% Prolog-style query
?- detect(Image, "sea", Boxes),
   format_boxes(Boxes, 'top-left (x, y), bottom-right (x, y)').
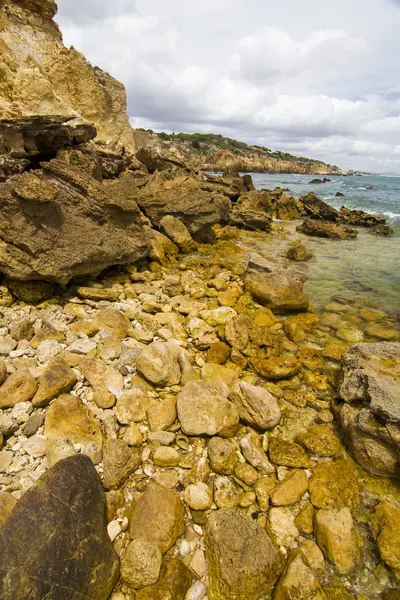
top-left (247, 173), bottom-right (400, 316)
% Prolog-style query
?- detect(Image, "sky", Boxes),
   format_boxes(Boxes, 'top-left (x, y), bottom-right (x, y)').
top-left (56, 0), bottom-right (400, 172)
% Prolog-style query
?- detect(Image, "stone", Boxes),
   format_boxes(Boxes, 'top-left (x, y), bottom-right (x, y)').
top-left (160, 215), bottom-right (196, 253)
top-left (201, 363), bottom-right (239, 393)
top-left (9, 318), bottom-right (34, 341)
top-left (44, 394), bottom-right (103, 463)
top-left (177, 380), bottom-right (239, 437)
top-left (225, 313), bottom-right (251, 351)
top-left (185, 581), bottom-right (207, 600)
top-left (315, 508), bottom-right (360, 574)
top-left (297, 424), bottom-right (342, 457)
top-left (214, 476), bottom-right (239, 509)
top-left (295, 502), bottom-right (314, 534)
top-left (147, 395), bottom-right (177, 431)
top-left (124, 424), bottom-right (143, 447)
top-left (0, 455), bottom-right (119, 600)
top-left (309, 459), bottom-right (359, 509)
top-left (136, 557), bottom-right (192, 600)
top-left (153, 446), bottom-right (180, 467)
top-left (81, 357), bottom-right (124, 409)
top-left (207, 342), bottom-right (231, 364)
top-left (32, 358), bottom-right (77, 407)
top-left (297, 219), bottom-right (358, 240)
top-left (336, 327), bottom-right (364, 343)
top-left (200, 306), bottom-right (237, 327)
top-left (46, 436), bottom-right (77, 467)
top-left (190, 548), bottom-right (207, 577)
top-left (0, 286), bottom-right (13, 307)
top-left (270, 469), bottom-right (308, 506)
top-left (129, 481), bottom-right (184, 553)
top-left (184, 483), bottom-right (213, 510)
top-left (115, 388), bottom-right (150, 424)
top-left (268, 506), bottom-right (300, 547)
top-left (365, 323), bottom-right (399, 341)
top-left (207, 437), bottom-right (238, 475)
top-left (0, 335), bottom-right (17, 355)
top-left (269, 437), bottom-right (312, 468)
top-left (370, 501), bottom-right (400, 580)
top-left (274, 552), bottom-right (326, 600)
top-left (235, 462), bottom-right (259, 486)
top-left (0, 450), bottom-right (12, 473)
top-left (7, 280), bottom-right (56, 304)
top-left (229, 380), bottom-right (281, 430)
top-left (93, 308), bottom-right (132, 339)
top-left (77, 286), bottom-right (119, 302)
top-left (245, 254), bottom-right (309, 313)
top-left (136, 341), bottom-right (181, 387)
top-left (102, 439), bottom-right (141, 489)
top-left (240, 432), bottom-right (275, 474)
top-left (254, 476), bottom-right (276, 510)
top-left (24, 434), bottom-right (47, 457)
top-left (230, 208), bottom-right (272, 232)
top-left (249, 356), bottom-right (301, 380)
top-left (205, 510), bottom-right (284, 600)
top-left (0, 492), bottom-right (17, 526)
top-left (286, 242), bottom-right (313, 262)
top-left (0, 369), bottom-right (37, 408)
top-left (121, 538), bottom-right (162, 589)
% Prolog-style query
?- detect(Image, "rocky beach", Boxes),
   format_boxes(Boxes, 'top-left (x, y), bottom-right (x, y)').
top-left (0, 2), bottom-right (399, 600)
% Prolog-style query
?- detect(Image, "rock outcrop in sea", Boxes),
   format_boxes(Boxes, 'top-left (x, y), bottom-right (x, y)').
top-left (0, 2), bottom-right (399, 600)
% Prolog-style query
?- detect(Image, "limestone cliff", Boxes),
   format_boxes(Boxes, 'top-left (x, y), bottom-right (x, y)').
top-left (0, 0), bottom-right (146, 150)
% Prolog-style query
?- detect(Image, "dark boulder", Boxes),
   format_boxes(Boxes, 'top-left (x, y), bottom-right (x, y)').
top-left (339, 206), bottom-right (385, 227)
top-left (299, 193), bottom-right (341, 221)
top-left (375, 224), bottom-right (394, 236)
top-left (297, 219), bottom-right (358, 240)
top-left (0, 454), bottom-right (119, 600)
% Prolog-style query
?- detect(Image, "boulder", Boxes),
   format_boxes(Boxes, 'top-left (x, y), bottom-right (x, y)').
top-left (129, 481), bottom-right (184, 554)
top-left (159, 215), bottom-right (196, 253)
top-left (229, 380), bottom-right (281, 429)
top-left (0, 157), bottom-right (149, 284)
top-left (245, 254), bottom-right (309, 313)
top-left (177, 380), bottom-right (239, 437)
top-left (299, 193), bottom-right (341, 221)
top-left (0, 455), bottom-right (119, 600)
top-left (205, 509), bottom-right (284, 600)
top-left (339, 342), bottom-right (400, 478)
top-left (230, 209), bottom-right (272, 231)
top-left (339, 206), bottom-right (385, 227)
top-left (296, 219), bottom-right (358, 240)
top-left (135, 172), bottom-right (231, 242)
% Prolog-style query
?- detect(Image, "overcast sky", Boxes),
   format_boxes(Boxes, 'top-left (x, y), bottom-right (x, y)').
top-left (56, 0), bottom-right (400, 172)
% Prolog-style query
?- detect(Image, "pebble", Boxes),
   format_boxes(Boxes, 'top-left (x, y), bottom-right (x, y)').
top-left (184, 483), bottom-right (213, 510)
top-left (107, 519), bottom-right (122, 542)
top-left (185, 581), bottom-right (207, 600)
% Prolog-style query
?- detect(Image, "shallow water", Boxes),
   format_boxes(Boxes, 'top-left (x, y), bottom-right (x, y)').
top-left (248, 173), bottom-right (400, 316)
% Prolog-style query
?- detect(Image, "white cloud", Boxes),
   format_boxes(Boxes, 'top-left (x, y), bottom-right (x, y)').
top-left (56, 0), bottom-right (400, 172)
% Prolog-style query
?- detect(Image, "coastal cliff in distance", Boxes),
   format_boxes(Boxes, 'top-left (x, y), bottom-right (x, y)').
top-left (143, 131), bottom-right (342, 175)
top-left (0, 0), bottom-right (148, 151)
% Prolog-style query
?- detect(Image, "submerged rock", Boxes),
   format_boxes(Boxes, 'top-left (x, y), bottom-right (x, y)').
top-left (0, 455), bottom-right (119, 600)
top-left (370, 501), bottom-right (400, 580)
top-left (297, 219), bottom-right (358, 240)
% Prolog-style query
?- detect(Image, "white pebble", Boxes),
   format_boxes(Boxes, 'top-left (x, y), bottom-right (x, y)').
top-left (185, 581), bottom-right (207, 600)
top-left (107, 520), bottom-right (121, 542)
top-left (193, 524), bottom-right (203, 536)
top-left (179, 540), bottom-right (191, 556)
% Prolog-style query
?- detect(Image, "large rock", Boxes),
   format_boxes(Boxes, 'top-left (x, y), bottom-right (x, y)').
top-left (245, 253), bottom-right (309, 313)
top-left (0, 156), bottom-right (149, 284)
top-left (230, 209), bottom-right (272, 232)
top-left (0, 455), bottom-right (119, 599)
top-left (370, 501), bottom-right (400, 580)
top-left (134, 172), bottom-right (231, 242)
top-left (177, 380), bottom-right (239, 437)
top-left (274, 552), bottom-right (326, 600)
top-left (296, 219), bottom-right (358, 240)
top-left (229, 380), bottom-right (281, 429)
top-left (136, 341), bottom-right (181, 387)
top-left (205, 509), bottom-right (284, 600)
top-left (315, 508), bottom-right (360, 574)
top-left (159, 214), bottom-right (196, 253)
top-left (129, 481), bottom-right (184, 554)
top-left (299, 193), bottom-right (341, 221)
top-left (136, 557), bottom-right (192, 600)
top-left (339, 342), bottom-right (400, 478)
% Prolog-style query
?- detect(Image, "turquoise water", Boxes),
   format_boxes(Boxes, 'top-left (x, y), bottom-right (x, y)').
top-left (248, 173), bottom-right (400, 315)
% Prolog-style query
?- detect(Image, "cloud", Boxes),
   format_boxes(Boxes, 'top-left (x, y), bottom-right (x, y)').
top-left (56, 0), bottom-right (400, 172)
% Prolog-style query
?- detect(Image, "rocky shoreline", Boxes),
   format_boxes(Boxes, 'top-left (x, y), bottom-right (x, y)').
top-left (0, 114), bottom-right (399, 600)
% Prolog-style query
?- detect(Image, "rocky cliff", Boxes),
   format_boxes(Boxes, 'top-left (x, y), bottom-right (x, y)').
top-left (144, 133), bottom-right (341, 175)
top-left (0, 0), bottom-right (146, 151)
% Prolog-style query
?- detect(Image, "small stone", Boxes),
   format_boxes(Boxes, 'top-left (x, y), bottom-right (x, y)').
top-left (135, 557), bottom-right (192, 600)
top-left (153, 446), bottom-right (180, 467)
top-left (214, 476), bottom-right (239, 509)
top-left (68, 339), bottom-right (97, 354)
top-left (225, 313), bottom-right (251, 351)
top-left (93, 308), bottom-right (132, 339)
top-left (10, 319), bottom-right (34, 342)
top-left (136, 341), bottom-right (181, 387)
top-left (190, 548), bottom-right (207, 577)
top-left (185, 580), bottom-right (207, 600)
top-left (270, 470), bottom-right (308, 506)
top-left (0, 335), bottom-right (17, 355)
top-left (81, 357), bottom-right (123, 409)
top-left (274, 552), bottom-right (325, 600)
top-left (298, 539), bottom-right (325, 572)
top-left (36, 340), bottom-right (62, 363)
top-left (250, 356), bottom-right (301, 380)
top-left (207, 437), bottom-right (238, 475)
top-left (207, 342), bottom-right (230, 364)
top-left (148, 430), bottom-right (176, 446)
top-left (106, 490), bottom-right (125, 522)
top-left (115, 389), bottom-right (150, 424)
top-left (254, 476), bottom-right (276, 510)
top-left (235, 462), bottom-right (259, 486)
top-left (0, 369), bottom-right (37, 409)
top-left (0, 451), bottom-right (13, 473)
top-left (184, 483), bottom-right (213, 510)
top-left (33, 359), bottom-right (77, 407)
top-left (199, 307), bottom-right (237, 327)
top-left (159, 215), bottom-right (196, 254)
top-left (123, 424), bottom-right (143, 447)
top-left (269, 437), bottom-right (312, 468)
top-left (295, 502), bottom-right (314, 535)
top-left (147, 395), bottom-right (177, 431)
top-left (229, 380), bottom-right (281, 430)
top-left (121, 538), bottom-right (162, 589)
top-left (107, 520), bottom-right (122, 543)
top-left (22, 411), bottom-right (45, 437)
top-left (77, 286), bottom-right (119, 302)
top-left (240, 432), bottom-right (275, 474)
top-left (268, 507), bottom-right (300, 547)
top-left (102, 439), bottom-right (141, 489)
top-left (315, 508), bottom-right (360, 574)
top-left (297, 424), bottom-right (342, 457)
top-left (309, 459), bottom-right (359, 509)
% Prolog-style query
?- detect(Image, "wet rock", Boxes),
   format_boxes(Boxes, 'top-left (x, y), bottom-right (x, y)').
top-left (268, 506), bottom-right (299, 547)
top-left (205, 509), bottom-right (284, 600)
top-left (300, 193), bottom-right (340, 221)
top-left (269, 437), bottom-right (312, 468)
top-left (375, 224), bottom-right (394, 236)
top-left (240, 431), bottom-right (275, 474)
top-left (286, 241), bottom-right (313, 261)
top-left (0, 492), bottom-right (17, 527)
top-left (297, 424), bottom-right (342, 457)
top-left (160, 215), bottom-right (196, 253)
top-left (207, 437), bottom-right (238, 474)
top-left (102, 439), bottom-right (141, 489)
top-left (270, 469), bottom-right (308, 506)
top-left (184, 483), bottom-right (213, 510)
top-left (136, 341), bottom-right (181, 387)
top-left (129, 481), bottom-right (184, 553)
top-left (365, 323), bottom-right (398, 341)
top-left (249, 356), bottom-right (301, 380)
top-left (0, 455), bottom-right (119, 600)
top-left (309, 459), bottom-right (359, 509)
top-left (245, 254), bottom-right (309, 313)
top-left (121, 538), bottom-right (162, 589)
top-left (177, 380), bottom-right (239, 437)
top-left (274, 551), bottom-right (326, 600)
top-left (229, 380), bottom-right (281, 429)
top-left (230, 209), bottom-right (272, 232)
top-left (0, 369), bottom-right (37, 408)
top-left (225, 313), bottom-right (251, 351)
top-left (295, 502), bottom-right (314, 534)
top-left (315, 508), bottom-right (360, 574)
top-left (0, 335), bottom-right (17, 355)
top-left (32, 358), bottom-right (77, 407)
top-left (370, 501), bottom-right (400, 580)
top-left (297, 219), bottom-right (358, 240)
top-left (7, 280), bottom-right (56, 303)
top-left (44, 394), bottom-right (103, 463)
top-left (214, 476), bottom-right (239, 509)
top-left (136, 557), bottom-right (192, 600)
